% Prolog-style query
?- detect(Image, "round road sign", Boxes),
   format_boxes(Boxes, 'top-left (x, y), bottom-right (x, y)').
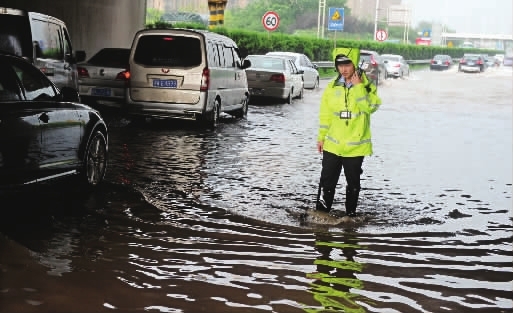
top-left (262, 11), bottom-right (280, 31)
top-left (376, 29), bottom-right (388, 41)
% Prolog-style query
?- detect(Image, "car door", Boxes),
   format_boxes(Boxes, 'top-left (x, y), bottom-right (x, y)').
top-left (299, 54), bottom-right (317, 89)
top-left (287, 59), bottom-right (303, 98)
top-left (0, 60), bottom-right (42, 187)
top-left (13, 57), bottom-right (82, 180)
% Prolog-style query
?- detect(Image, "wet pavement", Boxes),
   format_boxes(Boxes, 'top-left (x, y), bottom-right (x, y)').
top-left (1, 65), bottom-right (512, 313)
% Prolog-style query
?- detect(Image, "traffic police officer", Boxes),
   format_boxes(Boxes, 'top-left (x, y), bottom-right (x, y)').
top-left (316, 47), bottom-right (381, 217)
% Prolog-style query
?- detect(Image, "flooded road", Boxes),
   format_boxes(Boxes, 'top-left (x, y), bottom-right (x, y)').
top-left (1, 66), bottom-right (512, 313)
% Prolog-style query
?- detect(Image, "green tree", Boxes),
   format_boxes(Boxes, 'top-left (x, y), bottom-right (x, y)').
top-left (146, 7), bottom-right (163, 25)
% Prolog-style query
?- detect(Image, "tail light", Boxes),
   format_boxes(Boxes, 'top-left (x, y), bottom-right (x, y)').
top-left (460, 59), bottom-right (465, 63)
top-left (431, 60), bottom-right (435, 64)
top-left (476, 59), bottom-right (483, 65)
top-left (445, 61), bottom-right (450, 65)
top-left (270, 73), bottom-right (285, 83)
top-left (370, 55), bottom-right (377, 65)
top-left (77, 66), bottom-right (89, 78)
top-left (201, 68), bottom-right (210, 91)
top-left (116, 70), bottom-right (130, 80)
top-left (394, 64), bottom-right (400, 67)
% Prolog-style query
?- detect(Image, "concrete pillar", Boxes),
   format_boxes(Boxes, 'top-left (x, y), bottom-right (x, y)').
top-left (0, 0), bottom-right (146, 58)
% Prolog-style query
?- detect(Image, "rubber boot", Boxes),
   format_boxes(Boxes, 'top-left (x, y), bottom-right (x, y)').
top-left (316, 188), bottom-right (335, 213)
top-left (345, 186), bottom-right (360, 217)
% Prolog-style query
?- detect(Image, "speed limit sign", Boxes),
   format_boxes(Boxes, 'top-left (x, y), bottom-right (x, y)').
top-left (262, 11), bottom-right (280, 31)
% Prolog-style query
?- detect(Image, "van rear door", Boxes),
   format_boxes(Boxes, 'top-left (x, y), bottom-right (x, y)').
top-left (130, 32), bottom-right (204, 104)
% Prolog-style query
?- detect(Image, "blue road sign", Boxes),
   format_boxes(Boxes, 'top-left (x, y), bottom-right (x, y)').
top-left (328, 7), bottom-right (344, 31)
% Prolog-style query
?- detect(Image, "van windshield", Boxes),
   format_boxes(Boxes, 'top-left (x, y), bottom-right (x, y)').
top-left (0, 14), bottom-right (32, 58)
top-left (134, 35), bottom-right (202, 67)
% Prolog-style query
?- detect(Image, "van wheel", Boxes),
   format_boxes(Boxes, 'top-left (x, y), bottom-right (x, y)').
top-left (81, 130), bottom-right (107, 188)
top-left (203, 99), bottom-right (220, 128)
top-left (233, 96), bottom-right (248, 118)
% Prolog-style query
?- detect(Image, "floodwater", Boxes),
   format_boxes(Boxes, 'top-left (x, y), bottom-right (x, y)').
top-left (1, 66), bottom-right (512, 313)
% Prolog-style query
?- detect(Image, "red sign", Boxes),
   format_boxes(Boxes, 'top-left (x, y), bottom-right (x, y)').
top-left (415, 37), bottom-right (431, 46)
top-left (375, 29), bottom-right (388, 41)
top-left (262, 11), bottom-right (280, 31)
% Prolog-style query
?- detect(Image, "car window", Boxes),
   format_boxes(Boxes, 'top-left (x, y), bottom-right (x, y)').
top-left (11, 58), bottom-right (56, 100)
top-left (0, 60), bottom-right (21, 101)
top-left (133, 35), bottom-right (202, 67)
top-left (88, 48), bottom-right (130, 67)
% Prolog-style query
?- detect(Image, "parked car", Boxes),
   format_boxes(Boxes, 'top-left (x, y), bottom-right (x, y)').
top-left (265, 51), bottom-right (319, 89)
top-left (381, 54), bottom-right (410, 78)
top-left (503, 55), bottom-right (513, 66)
top-left (0, 6), bottom-right (86, 90)
top-left (245, 54), bottom-right (304, 104)
top-left (125, 28), bottom-right (251, 128)
top-left (0, 52), bottom-right (108, 191)
top-left (430, 54), bottom-right (453, 71)
top-left (458, 54), bottom-right (486, 72)
top-left (77, 48), bottom-right (131, 109)
top-left (359, 49), bottom-right (386, 85)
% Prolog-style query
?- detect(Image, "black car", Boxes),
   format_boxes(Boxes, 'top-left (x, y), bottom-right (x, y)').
top-left (458, 54), bottom-right (486, 73)
top-left (360, 50), bottom-right (386, 86)
top-left (0, 52), bottom-right (108, 190)
top-left (430, 54), bottom-right (453, 70)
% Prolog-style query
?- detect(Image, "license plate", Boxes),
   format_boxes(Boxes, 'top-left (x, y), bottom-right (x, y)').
top-left (153, 79), bottom-right (177, 88)
top-left (91, 88), bottom-right (111, 96)
top-left (467, 62), bottom-right (474, 65)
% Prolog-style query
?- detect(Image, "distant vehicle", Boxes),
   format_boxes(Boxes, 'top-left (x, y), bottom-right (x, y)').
top-left (461, 41), bottom-right (474, 49)
top-left (125, 28), bottom-right (251, 128)
top-left (245, 54), bottom-right (304, 104)
top-left (265, 51), bottom-right (319, 89)
top-left (458, 54), bottom-right (486, 72)
top-left (0, 52), bottom-right (108, 191)
top-left (381, 54), bottom-right (410, 78)
top-left (359, 49), bottom-right (386, 86)
top-left (430, 54), bottom-right (453, 71)
top-left (503, 56), bottom-right (513, 66)
top-left (77, 48), bottom-right (131, 109)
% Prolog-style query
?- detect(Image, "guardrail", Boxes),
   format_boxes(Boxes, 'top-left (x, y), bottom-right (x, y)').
top-left (313, 59), bottom-right (432, 68)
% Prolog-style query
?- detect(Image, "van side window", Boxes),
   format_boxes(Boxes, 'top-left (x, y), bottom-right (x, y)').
top-left (207, 41), bottom-right (219, 67)
top-left (62, 28), bottom-right (73, 59)
top-left (223, 45), bottom-right (235, 68)
top-left (31, 19), bottom-right (64, 60)
top-left (215, 43), bottom-right (225, 68)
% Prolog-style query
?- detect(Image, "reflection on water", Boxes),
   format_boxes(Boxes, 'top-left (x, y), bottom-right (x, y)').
top-left (0, 69), bottom-right (511, 312)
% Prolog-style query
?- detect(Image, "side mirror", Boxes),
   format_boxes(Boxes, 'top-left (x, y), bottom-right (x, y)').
top-left (240, 59), bottom-right (251, 69)
top-left (312, 64), bottom-right (318, 69)
top-left (59, 86), bottom-right (80, 102)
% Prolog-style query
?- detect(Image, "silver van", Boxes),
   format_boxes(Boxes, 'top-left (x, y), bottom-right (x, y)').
top-left (125, 28), bottom-right (251, 128)
top-left (0, 7), bottom-right (85, 90)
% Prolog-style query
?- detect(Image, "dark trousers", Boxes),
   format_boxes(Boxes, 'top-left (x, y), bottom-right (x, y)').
top-left (320, 151), bottom-right (363, 191)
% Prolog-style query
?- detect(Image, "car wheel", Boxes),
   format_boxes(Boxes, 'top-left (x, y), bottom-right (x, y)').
top-left (233, 96), bottom-right (248, 119)
top-left (82, 130), bottom-right (107, 188)
top-left (313, 77), bottom-right (319, 89)
top-left (201, 99), bottom-right (220, 129)
top-left (286, 91), bottom-right (292, 104)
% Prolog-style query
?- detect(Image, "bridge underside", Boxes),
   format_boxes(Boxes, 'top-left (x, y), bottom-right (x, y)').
top-left (0, 0), bottom-right (146, 58)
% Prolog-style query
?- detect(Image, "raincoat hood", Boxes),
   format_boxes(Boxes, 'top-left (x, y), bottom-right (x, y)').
top-left (332, 47), bottom-right (360, 68)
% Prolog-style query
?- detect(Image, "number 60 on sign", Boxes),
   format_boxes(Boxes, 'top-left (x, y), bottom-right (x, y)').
top-left (262, 11), bottom-right (280, 31)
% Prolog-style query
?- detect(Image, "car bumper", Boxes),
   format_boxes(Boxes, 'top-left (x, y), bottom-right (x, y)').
top-left (249, 87), bottom-right (288, 100)
top-left (460, 65), bottom-right (481, 72)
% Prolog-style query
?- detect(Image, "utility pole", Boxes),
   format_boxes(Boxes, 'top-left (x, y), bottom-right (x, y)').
top-left (373, 0), bottom-right (380, 41)
top-left (317, 0), bottom-right (326, 39)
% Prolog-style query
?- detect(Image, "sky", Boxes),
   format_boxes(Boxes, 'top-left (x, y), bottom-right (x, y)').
top-left (402, 0), bottom-right (513, 34)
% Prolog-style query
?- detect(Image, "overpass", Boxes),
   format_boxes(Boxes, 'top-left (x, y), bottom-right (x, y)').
top-left (1, 0), bottom-right (147, 59)
top-left (441, 32), bottom-right (513, 53)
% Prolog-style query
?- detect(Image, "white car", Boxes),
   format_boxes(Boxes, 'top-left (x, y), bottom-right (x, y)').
top-left (245, 54), bottom-right (304, 104)
top-left (265, 51), bottom-right (319, 89)
top-left (381, 54), bottom-right (410, 78)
